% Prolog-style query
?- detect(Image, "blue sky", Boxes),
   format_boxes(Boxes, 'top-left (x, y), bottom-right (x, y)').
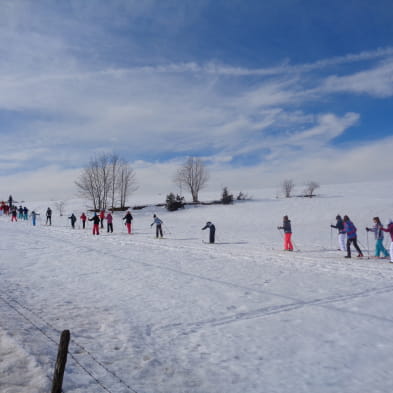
top-left (1, 0), bottom-right (393, 200)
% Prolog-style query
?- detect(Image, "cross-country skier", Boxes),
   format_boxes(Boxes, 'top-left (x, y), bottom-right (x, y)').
top-left (99, 210), bottom-right (105, 229)
top-left (89, 213), bottom-right (100, 235)
top-left (122, 211), bottom-right (133, 234)
top-left (382, 220), bottom-right (393, 263)
top-left (106, 212), bottom-right (113, 233)
top-left (151, 214), bottom-right (163, 238)
top-left (202, 221), bottom-right (216, 243)
top-left (46, 207), bottom-right (52, 226)
top-left (80, 212), bottom-right (87, 229)
top-left (31, 210), bottom-right (39, 226)
top-left (68, 213), bottom-right (77, 229)
top-left (23, 206), bottom-right (29, 220)
top-left (343, 215), bottom-right (363, 258)
top-left (331, 214), bottom-right (346, 251)
top-left (278, 216), bottom-right (293, 251)
top-left (11, 207), bottom-right (17, 222)
top-left (366, 217), bottom-right (389, 258)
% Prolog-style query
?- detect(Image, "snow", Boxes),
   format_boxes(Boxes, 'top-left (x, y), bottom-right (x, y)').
top-left (1, 181), bottom-right (393, 393)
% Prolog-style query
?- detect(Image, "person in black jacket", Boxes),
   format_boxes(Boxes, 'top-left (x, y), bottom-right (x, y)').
top-left (202, 221), bottom-right (216, 243)
top-left (68, 213), bottom-right (77, 229)
top-left (123, 211), bottom-right (133, 234)
top-left (331, 214), bottom-right (346, 251)
top-left (89, 213), bottom-right (100, 235)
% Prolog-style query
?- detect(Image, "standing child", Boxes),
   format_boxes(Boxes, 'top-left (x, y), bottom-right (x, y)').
top-left (343, 215), bottom-right (363, 258)
top-left (122, 211), bottom-right (133, 234)
top-left (382, 220), bottom-right (393, 263)
top-left (278, 215), bottom-right (293, 251)
top-left (46, 207), bottom-right (52, 226)
top-left (151, 214), bottom-right (163, 238)
top-left (202, 221), bottom-right (216, 244)
top-left (331, 215), bottom-right (346, 251)
top-left (68, 213), bottom-right (77, 229)
top-left (366, 217), bottom-right (389, 258)
top-left (31, 210), bottom-right (39, 226)
top-left (99, 210), bottom-right (105, 229)
top-left (80, 212), bottom-right (87, 229)
top-left (89, 213), bottom-right (100, 235)
top-left (106, 212), bottom-right (114, 233)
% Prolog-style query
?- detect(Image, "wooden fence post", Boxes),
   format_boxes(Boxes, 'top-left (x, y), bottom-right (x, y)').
top-left (51, 330), bottom-right (70, 393)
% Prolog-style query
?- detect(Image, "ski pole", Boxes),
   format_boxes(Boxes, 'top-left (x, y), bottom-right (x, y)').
top-left (330, 226), bottom-right (333, 250)
top-left (366, 229), bottom-right (371, 259)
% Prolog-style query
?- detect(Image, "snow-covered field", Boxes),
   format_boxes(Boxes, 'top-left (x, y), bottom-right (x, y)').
top-left (1, 181), bottom-right (393, 393)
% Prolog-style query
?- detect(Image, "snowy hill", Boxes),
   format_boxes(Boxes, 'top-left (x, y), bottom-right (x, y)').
top-left (1, 181), bottom-right (393, 393)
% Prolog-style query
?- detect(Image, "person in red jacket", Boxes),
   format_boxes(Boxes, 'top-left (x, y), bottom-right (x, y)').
top-left (89, 213), bottom-right (100, 235)
top-left (99, 210), bottom-right (105, 229)
top-left (80, 213), bottom-right (87, 229)
top-left (382, 220), bottom-right (393, 263)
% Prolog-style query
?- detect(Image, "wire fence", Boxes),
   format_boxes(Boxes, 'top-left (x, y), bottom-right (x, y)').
top-left (0, 290), bottom-right (141, 393)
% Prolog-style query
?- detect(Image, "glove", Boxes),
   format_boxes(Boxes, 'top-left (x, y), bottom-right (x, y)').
top-left (330, 225), bottom-right (334, 228)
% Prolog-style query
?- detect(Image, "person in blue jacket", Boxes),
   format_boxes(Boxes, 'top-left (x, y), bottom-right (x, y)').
top-left (343, 215), bottom-right (363, 258)
top-left (202, 221), bottom-right (216, 243)
top-left (151, 214), bottom-right (163, 238)
top-left (31, 210), bottom-right (39, 226)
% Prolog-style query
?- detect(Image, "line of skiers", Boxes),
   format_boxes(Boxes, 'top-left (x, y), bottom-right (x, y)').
top-left (2, 200), bottom-right (392, 261)
top-left (330, 214), bottom-right (393, 262)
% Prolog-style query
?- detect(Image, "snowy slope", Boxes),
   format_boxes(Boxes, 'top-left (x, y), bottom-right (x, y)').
top-left (1, 181), bottom-right (393, 393)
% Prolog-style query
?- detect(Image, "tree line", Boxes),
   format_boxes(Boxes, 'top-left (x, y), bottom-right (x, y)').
top-left (76, 153), bottom-right (320, 211)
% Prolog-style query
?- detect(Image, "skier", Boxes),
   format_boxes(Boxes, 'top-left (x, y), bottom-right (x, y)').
top-left (46, 207), bottom-right (52, 226)
top-left (106, 212), bottom-right (114, 233)
top-left (122, 211), bottom-right (133, 234)
top-left (151, 214), bottom-right (163, 238)
top-left (202, 221), bottom-right (216, 244)
top-left (68, 213), bottom-right (77, 229)
top-left (11, 207), bottom-right (17, 222)
top-left (99, 210), bottom-right (105, 229)
top-left (278, 215), bottom-right (293, 251)
top-left (89, 213), bottom-right (100, 235)
top-left (18, 206), bottom-right (23, 220)
top-left (80, 212), bottom-right (87, 229)
top-left (330, 214), bottom-right (346, 251)
top-left (382, 219), bottom-right (393, 263)
top-left (343, 215), bottom-right (363, 258)
top-left (31, 210), bottom-right (39, 226)
top-left (23, 206), bottom-right (29, 220)
top-left (366, 217), bottom-right (389, 258)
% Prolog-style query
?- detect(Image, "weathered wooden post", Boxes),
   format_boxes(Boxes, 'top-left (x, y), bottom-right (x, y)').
top-left (51, 330), bottom-right (70, 393)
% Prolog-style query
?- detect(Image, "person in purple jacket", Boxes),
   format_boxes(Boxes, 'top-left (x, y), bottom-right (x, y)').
top-left (343, 215), bottom-right (363, 258)
top-left (106, 212), bottom-right (113, 233)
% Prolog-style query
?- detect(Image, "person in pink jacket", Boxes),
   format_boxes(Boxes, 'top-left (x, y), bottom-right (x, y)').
top-left (106, 212), bottom-right (113, 233)
top-left (382, 220), bottom-right (393, 263)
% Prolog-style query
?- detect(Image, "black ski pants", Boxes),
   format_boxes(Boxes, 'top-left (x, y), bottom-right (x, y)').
top-left (346, 237), bottom-right (362, 257)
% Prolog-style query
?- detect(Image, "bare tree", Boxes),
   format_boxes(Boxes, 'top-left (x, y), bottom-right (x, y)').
top-left (175, 157), bottom-right (209, 203)
top-left (304, 181), bottom-right (320, 197)
top-left (282, 179), bottom-right (295, 198)
top-left (54, 201), bottom-right (66, 216)
top-left (117, 161), bottom-right (138, 209)
top-left (76, 153), bottom-right (137, 210)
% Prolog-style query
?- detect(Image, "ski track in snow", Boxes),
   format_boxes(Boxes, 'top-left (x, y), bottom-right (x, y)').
top-left (2, 183), bottom-right (393, 393)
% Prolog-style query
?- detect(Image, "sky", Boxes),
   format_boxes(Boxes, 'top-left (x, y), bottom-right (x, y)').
top-left (1, 0), bottom-right (393, 201)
